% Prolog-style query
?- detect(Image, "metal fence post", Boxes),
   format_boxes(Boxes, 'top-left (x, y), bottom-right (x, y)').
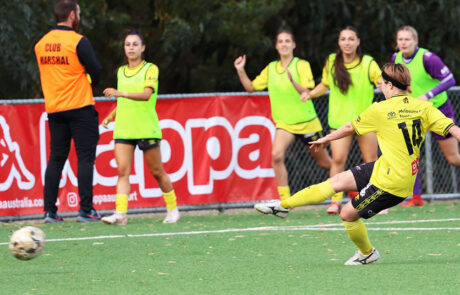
top-left (450, 166), bottom-right (458, 193)
top-left (424, 132), bottom-right (434, 201)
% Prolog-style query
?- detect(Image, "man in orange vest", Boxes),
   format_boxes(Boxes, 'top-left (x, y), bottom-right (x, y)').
top-left (35, 0), bottom-right (102, 223)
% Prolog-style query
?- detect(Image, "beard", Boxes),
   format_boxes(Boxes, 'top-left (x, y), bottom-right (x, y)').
top-left (72, 17), bottom-right (79, 30)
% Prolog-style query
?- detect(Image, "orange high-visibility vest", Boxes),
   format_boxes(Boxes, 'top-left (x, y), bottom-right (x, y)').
top-left (35, 29), bottom-right (94, 113)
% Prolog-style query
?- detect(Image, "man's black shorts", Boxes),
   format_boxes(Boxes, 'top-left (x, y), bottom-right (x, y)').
top-left (350, 162), bottom-right (405, 219)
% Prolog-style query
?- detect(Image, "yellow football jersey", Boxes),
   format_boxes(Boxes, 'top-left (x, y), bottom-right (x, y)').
top-left (252, 59), bottom-right (315, 91)
top-left (352, 95), bottom-right (454, 197)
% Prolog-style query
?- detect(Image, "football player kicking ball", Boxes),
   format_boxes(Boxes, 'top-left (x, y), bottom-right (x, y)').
top-left (255, 63), bottom-right (460, 265)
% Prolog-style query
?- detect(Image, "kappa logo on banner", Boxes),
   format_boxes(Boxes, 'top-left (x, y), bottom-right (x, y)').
top-left (0, 116), bottom-right (35, 191)
top-left (39, 114), bottom-right (275, 197)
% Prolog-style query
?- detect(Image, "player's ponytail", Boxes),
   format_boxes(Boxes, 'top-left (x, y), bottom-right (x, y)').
top-left (332, 26), bottom-right (363, 94)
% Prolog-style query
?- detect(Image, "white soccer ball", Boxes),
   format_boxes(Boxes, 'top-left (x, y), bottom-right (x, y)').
top-left (9, 226), bottom-right (46, 260)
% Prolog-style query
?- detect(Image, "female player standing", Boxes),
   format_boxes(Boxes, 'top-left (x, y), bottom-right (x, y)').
top-left (234, 30), bottom-right (331, 203)
top-left (301, 26), bottom-right (381, 214)
top-left (392, 26), bottom-right (458, 207)
top-left (101, 31), bottom-right (180, 224)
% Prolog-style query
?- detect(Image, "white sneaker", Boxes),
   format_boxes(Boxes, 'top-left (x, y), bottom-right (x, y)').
top-left (344, 248), bottom-right (380, 265)
top-left (101, 212), bottom-right (127, 225)
top-left (163, 208), bottom-right (180, 223)
top-left (254, 201), bottom-right (289, 218)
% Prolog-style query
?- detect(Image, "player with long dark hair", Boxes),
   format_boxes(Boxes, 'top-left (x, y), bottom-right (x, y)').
top-left (301, 26), bottom-right (381, 214)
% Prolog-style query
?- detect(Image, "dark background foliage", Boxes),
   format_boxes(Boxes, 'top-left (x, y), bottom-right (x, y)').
top-left (0, 0), bottom-right (458, 99)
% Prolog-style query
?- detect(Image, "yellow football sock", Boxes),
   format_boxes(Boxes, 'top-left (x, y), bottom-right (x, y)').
top-left (342, 219), bottom-right (373, 254)
top-left (115, 193), bottom-right (129, 213)
top-left (163, 189), bottom-right (177, 210)
top-left (281, 180), bottom-right (336, 209)
top-left (331, 192), bottom-right (343, 203)
top-left (278, 186), bottom-right (291, 201)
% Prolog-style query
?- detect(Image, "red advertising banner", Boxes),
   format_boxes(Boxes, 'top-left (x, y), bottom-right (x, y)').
top-left (0, 95), bottom-right (278, 217)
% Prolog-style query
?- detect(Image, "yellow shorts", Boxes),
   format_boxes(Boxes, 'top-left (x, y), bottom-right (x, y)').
top-left (276, 117), bottom-right (323, 134)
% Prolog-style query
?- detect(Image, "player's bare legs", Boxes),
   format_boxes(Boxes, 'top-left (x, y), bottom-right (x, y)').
top-left (308, 144), bottom-right (331, 170)
top-left (102, 143), bottom-right (135, 225)
top-left (143, 146), bottom-right (173, 192)
top-left (327, 131), bottom-right (353, 214)
top-left (115, 143), bottom-right (135, 195)
top-left (271, 129), bottom-right (296, 187)
top-left (144, 146), bottom-right (179, 223)
top-left (271, 129), bottom-right (296, 200)
top-left (357, 132), bottom-right (378, 163)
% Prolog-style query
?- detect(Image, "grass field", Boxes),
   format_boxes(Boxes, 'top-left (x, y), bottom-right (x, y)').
top-left (1, 201), bottom-right (459, 295)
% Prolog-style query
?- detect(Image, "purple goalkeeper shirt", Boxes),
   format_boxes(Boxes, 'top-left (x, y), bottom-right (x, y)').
top-left (390, 47), bottom-right (456, 99)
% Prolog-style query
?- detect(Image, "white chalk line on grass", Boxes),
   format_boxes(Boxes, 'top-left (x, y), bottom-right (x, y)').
top-left (1, 218), bottom-right (459, 245)
top-left (305, 217), bottom-right (460, 227)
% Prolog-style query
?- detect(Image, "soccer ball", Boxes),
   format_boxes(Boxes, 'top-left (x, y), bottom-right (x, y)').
top-left (9, 226), bottom-right (46, 260)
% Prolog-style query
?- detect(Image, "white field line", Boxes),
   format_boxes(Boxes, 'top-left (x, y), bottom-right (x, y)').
top-left (1, 218), bottom-right (459, 246)
top-left (304, 217), bottom-right (460, 227)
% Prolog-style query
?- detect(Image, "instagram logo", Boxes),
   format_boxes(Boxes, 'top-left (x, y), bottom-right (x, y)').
top-left (67, 192), bottom-right (78, 208)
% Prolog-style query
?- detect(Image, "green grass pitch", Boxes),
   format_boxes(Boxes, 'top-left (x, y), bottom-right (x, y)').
top-left (1, 201), bottom-right (459, 295)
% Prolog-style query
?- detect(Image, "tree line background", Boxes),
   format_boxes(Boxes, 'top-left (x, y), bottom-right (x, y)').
top-left (0, 0), bottom-right (458, 100)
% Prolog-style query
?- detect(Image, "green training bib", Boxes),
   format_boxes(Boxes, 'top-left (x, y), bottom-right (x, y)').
top-left (327, 54), bottom-right (374, 129)
top-left (267, 57), bottom-right (317, 124)
top-left (114, 62), bottom-right (161, 139)
top-left (395, 48), bottom-right (447, 108)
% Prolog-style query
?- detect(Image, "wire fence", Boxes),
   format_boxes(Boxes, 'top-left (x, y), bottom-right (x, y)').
top-left (1, 87), bottom-right (459, 219)
top-left (285, 87), bottom-right (460, 201)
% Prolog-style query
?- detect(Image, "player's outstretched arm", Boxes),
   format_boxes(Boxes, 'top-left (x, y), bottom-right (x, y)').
top-left (309, 122), bottom-right (355, 152)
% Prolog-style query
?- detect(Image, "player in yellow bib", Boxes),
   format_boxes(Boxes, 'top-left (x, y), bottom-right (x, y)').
top-left (234, 30), bottom-right (331, 203)
top-left (101, 31), bottom-right (179, 224)
top-left (301, 26), bottom-right (381, 214)
top-left (255, 63), bottom-right (460, 265)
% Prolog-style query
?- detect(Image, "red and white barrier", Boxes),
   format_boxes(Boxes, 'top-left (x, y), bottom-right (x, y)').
top-left (0, 94), bottom-right (278, 216)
